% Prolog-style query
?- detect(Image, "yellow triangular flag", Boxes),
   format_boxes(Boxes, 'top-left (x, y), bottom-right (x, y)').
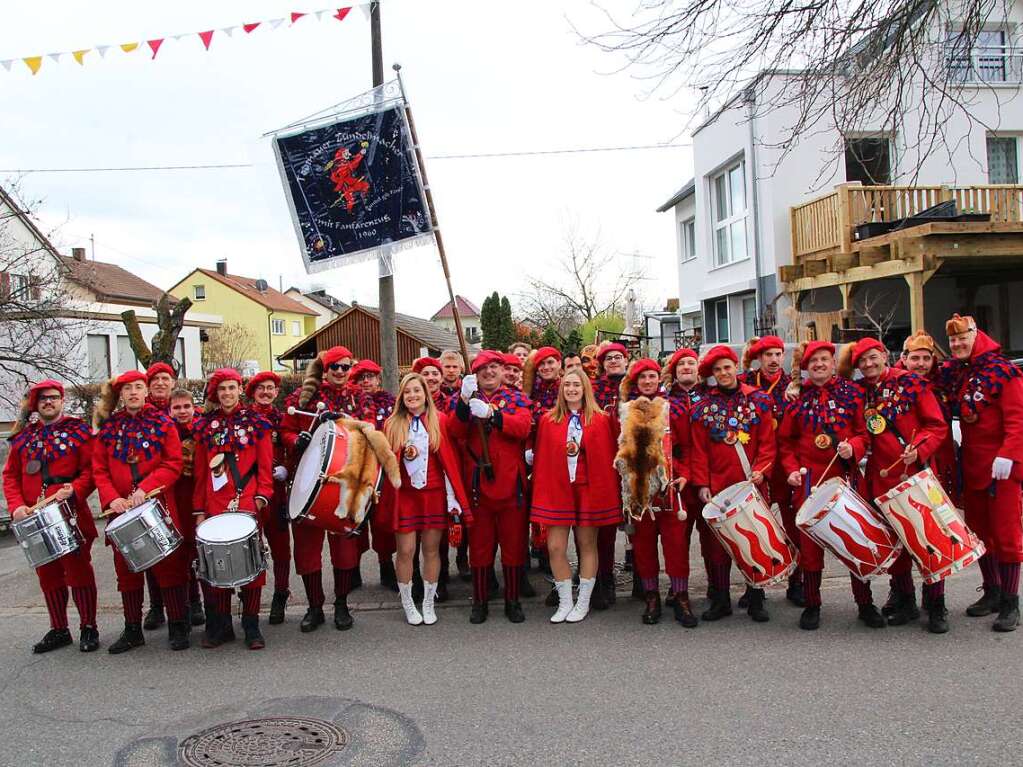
top-left (72, 49), bottom-right (90, 65)
top-left (120, 42), bottom-right (139, 53)
top-left (23, 56), bottom-right (42, 75)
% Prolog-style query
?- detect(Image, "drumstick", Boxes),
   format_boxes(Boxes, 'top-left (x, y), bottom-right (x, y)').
top-left (812, 452), bottom-right (841, 493)
top-left (26, 491), bottom-right (63, 515)
top-left (287, 402), bottom-right (326, 420)
top-left (100, 486), bottom-right (165, 517)
top-left (879, 435), bottom-right (930, 478)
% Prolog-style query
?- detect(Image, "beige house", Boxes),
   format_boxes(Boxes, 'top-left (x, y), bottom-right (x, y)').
top-left (431, 295), bottom-right (481, 345)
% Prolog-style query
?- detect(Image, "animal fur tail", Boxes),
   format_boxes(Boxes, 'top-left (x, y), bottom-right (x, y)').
top-left (742, 336), bottom-right (761, 371)
top-left (92, 379), bottom-right (118, 431)
top-left (785, 341), bottom-right (808, 400)
top-left (522, 349), bottom-right (539, 397)
top-left (298, 356), bottom-right (324, 409)
top-left (8, 393), bottom-right (32, 438)
top-left (837, 342), bottom-right (856, 379)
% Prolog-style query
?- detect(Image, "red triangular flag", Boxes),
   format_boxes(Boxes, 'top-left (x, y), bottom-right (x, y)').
top-left (290, 12), bottom-right (306, 23)
top-left (334, 7), bottom-right (351, 21)
top-left (147, 38), bottom-right (164, 59)
top-left (243, 22), bottom-right (261, 33)
top-left (198, 30), bottom-right (214, 50)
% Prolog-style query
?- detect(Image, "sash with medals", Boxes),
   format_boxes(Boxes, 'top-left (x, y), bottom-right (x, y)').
top-left (566, 412), bottom-right (583, 482)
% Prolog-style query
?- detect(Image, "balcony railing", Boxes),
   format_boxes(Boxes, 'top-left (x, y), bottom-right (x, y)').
top-left (946, 46), bottom-right (1023, 84)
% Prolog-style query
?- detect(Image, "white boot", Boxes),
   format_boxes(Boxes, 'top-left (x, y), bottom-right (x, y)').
top-left (398, 582), bottom-right (423, 626)
top-left (567, 577), bottom-right (595, 623)
top-left (422, 581), bottom-right (438, 626)
top-left (550, 579), bottom-right (574, 623)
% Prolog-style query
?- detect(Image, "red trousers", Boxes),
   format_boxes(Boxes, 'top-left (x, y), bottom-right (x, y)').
top-left (631, 502), bottom-right (693, 582)
top-left (110, 543), bottom-right (189, 592)
top-left (964, 479), bottom-right (1023, 563)
top-left (469, 496), bottom-right (527, 568)
top-left (260, 505), bottom-right (292, 587)
top-left (292, 521), bottom-right (360, 575)
top-left (37, 539), bottom-right (97, 590)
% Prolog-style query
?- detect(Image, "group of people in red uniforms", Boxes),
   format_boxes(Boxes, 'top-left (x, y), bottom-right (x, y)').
top-left (5, 311), bottom-right (1022, 655)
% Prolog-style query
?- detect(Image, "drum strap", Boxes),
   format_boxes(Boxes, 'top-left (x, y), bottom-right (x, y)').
top-left (224, 454), bottom-right (257, 493)
top-left (128, 461), bottom-right (142, 490)
top-left (732, 441), bottom-right (752, 480)
top-left (39, 462), bottom-right (73, 487)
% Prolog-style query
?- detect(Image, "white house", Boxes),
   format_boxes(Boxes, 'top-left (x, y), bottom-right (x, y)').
top-left (431, 295), bottom-right (482, 345)
top-left (284, 287), bottom-right (349, 332)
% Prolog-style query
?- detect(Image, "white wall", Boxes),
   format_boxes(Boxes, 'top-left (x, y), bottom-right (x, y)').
top-left (285, 290), bottom-right (336, 330)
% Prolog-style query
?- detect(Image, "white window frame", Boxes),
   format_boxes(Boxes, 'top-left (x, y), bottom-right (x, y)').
top-left (741, 295), bottom-right (757, 342)
top-left (986, 134), bottom-right (1022, 184)
top-left (948, 27), bottom-right (1015, 84)
top-left (193, 284), bottom-right (206, 301)
top-left (711, 161), bottom-right (748, 268)
top-left (271, 318), bottom-right (286, 335)
top-left (680, 217), bottom-right (697, 263)
top-left (709, 298), bottom-right (730, 344)
top-left (292, 320), bottom-right (302, 336)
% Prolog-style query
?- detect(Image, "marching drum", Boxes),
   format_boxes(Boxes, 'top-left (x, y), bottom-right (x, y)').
top-left (796, 478), bottom-right (902, 581)
top-left (874, 467), bottom-right (985, 584)
top-left (289, 419), bottom-right (382, 535)
top-left (195, 512), bottom-right (266, 588)
top-left (702, 481), bottom-right (797, 588)
top-left (11, 499), bottom-right (83, 568)
top-left (105, 498), bottom-right (182, 573)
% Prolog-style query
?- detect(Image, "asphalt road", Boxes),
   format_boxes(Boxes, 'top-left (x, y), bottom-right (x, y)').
top-left (0, 533), bottom-right (1017, 767)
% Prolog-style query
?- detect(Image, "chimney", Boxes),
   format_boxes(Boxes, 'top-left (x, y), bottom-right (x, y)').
top-left (71, 247), bottom-right (86, 262)
top-left (216, 259), bottom-right (228, 276)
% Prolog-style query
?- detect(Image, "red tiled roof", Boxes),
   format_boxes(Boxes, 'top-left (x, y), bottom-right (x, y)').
top-left (431, 295), bottom-right (480, 320)
top-left (194, 268), bottom-right (316, 315)
top-left (60, 256), bottom-right (166, 305)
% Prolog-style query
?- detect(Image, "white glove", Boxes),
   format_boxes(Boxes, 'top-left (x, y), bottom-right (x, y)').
top-left (469, 398), bottom-right (492, 419)
top-left (993, 456), bottom-right (1014, 481)
top-left (524, 449), bottom-right (534, 466)
top-left (444, 477), bottom-right (462, 518)
top-left (460, 374), bottom-right (478, 402)
top-left (273, 465), bottom-right (288, 482)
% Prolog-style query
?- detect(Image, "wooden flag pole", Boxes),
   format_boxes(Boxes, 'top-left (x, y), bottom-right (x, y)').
top-left (394, 64), bottom-right (493, 479)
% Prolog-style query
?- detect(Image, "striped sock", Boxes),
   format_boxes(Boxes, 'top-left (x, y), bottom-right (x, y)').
top-left (802, 571), bottom-right (822, 607)
top-left (43, 587), bottom-right (69, 630)
top-left (302, 572), bottom-right (325, 609)
top-left (274, 558), bottom-right (291, 592)
top-left (712, 562), bottom-right (731, 592)
top-left (162, 584), bottom-right (188, 622)
top-left (240, 587), bottom-right (262, 616)
top-left (850, 577), bottom-right (873, 606)
top-left (471, 567), bottom-right (489, 603)
top-left (979, 554), bottom-right (1001, 589)
top-left (669, 576), bottom-right (687, 594)
top-left (641, 577), bottom-right (658, 592)
top-left (211, 587), bottom-right (233, 615)
top-left (188, 571), bottom-right (201, 604)
top-left (503, 565), bottom-right (521, 602)
top-left (121, 588), bottom-right (144, 624)
top-left (333, 567), bottom-right (353, 599)
top-left (145, 569), bottom-right (163, 609)
top-left (999, 562), bottom-right (1020, 595)
top-left (70, 585), bottom-right (98, 628)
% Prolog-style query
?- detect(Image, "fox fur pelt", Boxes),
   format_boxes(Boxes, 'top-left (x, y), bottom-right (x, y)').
top-left (613, 396), bottom-right (670, 522)
top-left (325, 416), bottom-right (402, 525)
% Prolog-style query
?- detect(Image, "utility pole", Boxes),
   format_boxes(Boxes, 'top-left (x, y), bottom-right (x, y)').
top-left (371, 0), bottom-right (399, 392)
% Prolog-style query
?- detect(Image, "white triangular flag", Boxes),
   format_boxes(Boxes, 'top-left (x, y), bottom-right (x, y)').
top-left (48, 52), bottom-right (62, 63)
top-left (172, 34), bottom-right (187, 40)
top-left (359, 4), bottom-right (372, 20)
top-left (1, 60), bottom-right (12, 72)
top-left (222, 25), bottom-right (236, 37)
top-left (96, 45), bottom-right (110, 58)
top-left (269, 18), bottom-right (285, 29)
top-left (316, 10), bottom-right (328, 20)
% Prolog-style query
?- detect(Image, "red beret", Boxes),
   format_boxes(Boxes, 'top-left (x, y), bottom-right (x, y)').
top-left (245, 371), bottom-right (281, 399)
top-left (205, 368), bottom-right (243, 402)
top-left (801, 341), bottom-right (836, 369)
top-left (699, 345), bottom-right (738, 379)
top-left (412, 357), bottom-right (442, 374)
top-left (113, 370), bottom-right (147, 393)
top-left (351, 359), bottom-right (382, 380)
top-left (320, 346), bottom-right (354, 367)
top-left (471, 350), bottom-right (504, 373)
top-left (27, 379), bottom-right (64, 410)
top-left (596, 342), bottom-right (627, 362)
top-left (627, 358), bottom-right (661, 384)
top-left (851, 337), bottom-right (886, 367)
top-left (667, 347), bottom-right (698, 371)
top-left (145, 362), bottom-right (176, 382)
top-left (533, 346), bottom-right (562, 366)
top-left (502, 353), bottom-right (523, 368)
top-left (751, 335), bottom-right (785, 357)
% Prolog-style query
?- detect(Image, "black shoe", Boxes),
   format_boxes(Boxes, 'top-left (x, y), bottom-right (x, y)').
top-left (673, 594), bottom-right (699, 628)
top-left (993, 594), bottom-right (1020, 632)
top-left (108, 623), bottom-right (145, 654)
top-left (456, 554), bottom-right (471, 582)
top-left (747, 588), bottom-right (770, 623)
top-left (142, 604), bottom-right (165, 631)
top-left (966, 585), bottom-right (1002, 617)
top-left (545, 586), bottom-right (560, 607)
top-left (350, 568), bottom-right (363, 591)
top-left (881, 588), bottom-right (899, 617)
top-left (333, 597), bottom-right (354, 631)
top-left (79, 625), bottom-right (100, 652)
top-left (920, 585), bottom-right (931, 612)
top-left (269, 591), bottom-right (289, 625)
top-left (435, 578), bottom-right (449, 604)
top-left (379, 560), bottom-right (399, 592)
top-left (799, 606), bottom-right (821, 630)
top-left (469, 600), bottom-right (489, 624)
top-left (200, 613), bottom-right (227, 649)
top-left (488, 568), bottom-right (500, 600)
top-left (189, 600), bottom-right (206, 627)
top-left (886, 592), bottom-right (920, 626)
top-left (519, 570), bottom-right (536, 599)
top-left (642, 591), bottom-right (662, 625)
top-left (504, 600), bottom-right (525, 623)
top-left (168, 620), bottom-right (191, 651)
top-left (221, 615), bottom-right (236, 643)
top-left (590, 575), bottom-right (609, 611)
top-left (927, 596), bottom-right (949, 634)
top-left (665, 589), bottom-right (677, 607)
top-left (242, 615), bottom-right (266, 649)
top-left (299, 606), bottom-right (325, 633)
top-left (701, 592), bottom-right (732, 622)
top-left (737, 585), bottom-right (754, 610)
top-left (858, 604), bottom-right (886, 629)
top-left (786, 579), bottom-right (806, 608)
top-left (33, 628), bottom-right (72, 654)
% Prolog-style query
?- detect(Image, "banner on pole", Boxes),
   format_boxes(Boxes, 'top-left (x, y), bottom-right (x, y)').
top-left (272, 85), bottom-right (433, 274)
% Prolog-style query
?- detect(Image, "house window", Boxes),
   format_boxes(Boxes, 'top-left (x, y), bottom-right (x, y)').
top-left (845, 137), bottom-right (891, 185)
top-left (9, 273), bottom-right (29, 299)
top-left (116, 336), bottom-right (138, 374)
top-left (742, 296), bottom-right (757, 342)
top-left (292, 320), bottom-right (302, 336)
top-left (271, 318), bottom-right (286, 335)
top-left (949, 28), bottom-right (1013, 83)
top-left (706, 298), bottom-right (729, 343)
top-left (712, 162), bottom-right (747, 267)
top-left (987, 136), bottom-right (1020, 183)
top-left (193, 284), bottom-right (206, 300)
top-left (680, 218), bottom-right (696, 262)
top-left (87, 334), bottom-right (110, 381)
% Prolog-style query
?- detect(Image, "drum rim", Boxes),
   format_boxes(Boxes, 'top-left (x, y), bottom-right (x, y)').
top-left (795, 477), bottom-right (850, 526)
top-left (874, 466), bottom-right (936, 504)
top-left (289, 420), bottom-right (338, 522)
top-left (196, 511), bottom-right (259, 544)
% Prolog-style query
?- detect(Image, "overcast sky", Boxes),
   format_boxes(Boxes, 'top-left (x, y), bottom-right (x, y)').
top-left (1, 0), bottom-right (694, 320)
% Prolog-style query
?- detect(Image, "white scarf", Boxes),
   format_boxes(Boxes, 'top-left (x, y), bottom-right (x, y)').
top-left (403, 416), bottom-right (430, 489)
top-left (567, 410), bottom-right (583, 483)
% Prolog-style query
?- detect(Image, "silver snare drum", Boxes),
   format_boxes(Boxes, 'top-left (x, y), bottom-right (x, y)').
top-left (105, 499), bottom-right (182, 572)
top-left (195, 512), bottom-right (266, 588)
top-left (12, 500), bottom-right (83, 568)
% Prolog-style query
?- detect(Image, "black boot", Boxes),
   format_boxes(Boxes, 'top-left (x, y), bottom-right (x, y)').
top-left (604, 573), bottom-right (617, 606)
top-left (966, 585), bottom-right (1002, 617)
top-left (786, 576), bottom-right (805, 607)
top-left (269, 591), bottom-right (289, 625)
top-left (631, 575), bottom-right (644, 601)
top-left (993, 594), bottom-right (1020, 632)
top-left (201, 613), bottom-right (224, 649)
top-left (168, 620), bottom-right (191, 651)
top-left (665, 589), bottom-right (677, 607)
top-left (350, 568), bottom-right (363, 591)
top-left (32, 628), bottom-right (72, 654)
top-left (641, 590), bottom-right (662, 625)
top-left (142, 603), bottom-right (165, 631)
top-left (673, 593), bottom-right (698, 628)
top-left (379, 559), bottom-right (399, 592)
top-left (469, 600), bottom-right (488, 624)
top-left (79, 625), bottom-right (100, 652)
top-left (881, 587), bottom-right (899, 617)
top-left (886, 591), bottom-right (920, 626)
top-left (242, 615), bottom-right (266, 649)
top-left (299, 606), bottom-right (325, 633)
top-left (701, 591), bottom-right (732, 621)
top-left (504, 600), bottom-right (525, 623)
top-left (435, 576), bottom-right (449, 604)
top-left (590, 574), bottom-right (609, 610)
top-left (545, 586), bottom-right (560, 607)
top-left (189, 600), bottom-right (206, 627)
top-left (799, 606), bottom-right (821, 630)
top-left (857, 603), bottom-right (886, 628)
top-left (747, 588), bottom-right (770, 622)
top-left (333, 596), bottom-right (354, 631)
top-left (737, 585), bottom-right (754, 609)
top-left (108, 623), bottom-right (145, 654)
top-left (927, 595), bottom-right (949, 634)
top-left (519, 570), bottom-right (536, 599)
top-left (221, 612), bottom-right (236, 642)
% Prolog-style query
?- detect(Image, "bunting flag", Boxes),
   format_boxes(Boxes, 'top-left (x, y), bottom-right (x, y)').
top-left (5, 4), bottom-right (365, 76)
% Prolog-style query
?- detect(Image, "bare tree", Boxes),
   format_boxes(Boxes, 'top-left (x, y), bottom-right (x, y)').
top-left (122, 292), bottom-right (193, 372)
top-left (201, 322), bottom-right (258, 374)
top-left (853, 284), bottom-right (900, 339)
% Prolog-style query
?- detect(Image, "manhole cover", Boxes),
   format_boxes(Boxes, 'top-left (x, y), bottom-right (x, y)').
top-left (178, 716), bottom-right (349, 767)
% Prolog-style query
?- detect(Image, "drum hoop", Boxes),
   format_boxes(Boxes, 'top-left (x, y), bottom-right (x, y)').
top-left (293, 421), bottom-right (339, 522)
top-left (196, 512), bottom-right (259, 545)
top-left (874, 467), bottom-right (932, 504)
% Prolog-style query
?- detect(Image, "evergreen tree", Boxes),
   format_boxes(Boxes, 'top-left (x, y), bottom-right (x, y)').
top-left (480, 292), bottom-right (501, 349)
top-left (540, 325), bottom-right (561, 348)
top-left (565, 328), bottom-right (583, 354)
top-left (499, 296), bottom-right (515, 350)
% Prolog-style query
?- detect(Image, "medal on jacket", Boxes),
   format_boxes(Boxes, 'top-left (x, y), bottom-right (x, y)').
top-left (209, 452), bottom-right (227, 477)
top-left (403, 443), bottom-right (419, 461)
top-left (772, 417), bottom-right (779, 430)
top-left (566, 439), bottom-right (580, 457)
top-left (724, 431), bottom-right (738, 445)
top-left (962, 410), bottom-right (978, 424)
top-left (864, 409), bottom-right (887, 435)
top-left (814, 434), bottom-right (833, 450)
top-left (126, 451), bottom-right (139, 464)
top-left (227, 493), bottom-right (240, 512)
top-left (25, 459), bottom-right (41, 475)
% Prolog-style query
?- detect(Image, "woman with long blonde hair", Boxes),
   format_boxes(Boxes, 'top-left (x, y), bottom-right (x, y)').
top-left (382, 373), bottom-right (470, 626)
top-left (530, 369), bottom-right (621, 623)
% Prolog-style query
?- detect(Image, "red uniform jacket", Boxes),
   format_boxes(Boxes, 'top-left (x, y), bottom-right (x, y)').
top-left (938, 331), bottom-right (1023, 490)
top-left (251, 403), bottom-right (287, 515)
top-left (3, 416), bottom-right (97, 540)
top-left (174, 420), bottom-right (197, 537)
top-left (280, 383), bottom-right (370, 456)
top-left (93, 406), bottom-right (183, 528)
top-left (531, 409), bottom-right (621, 518)
top-left (921, 370), bottom-right (959, 498)
top-left (191, 406), bottom-right (274, 517)
top-left (778, 377), bottom-right (868, 495)
top-left (690, 384), bottom-right (776, 495)
top-left (859, 367), bottom-right (948, 498)
top-left (363, 390), bottom-right (396, 431)
top-left (447, 386), bottom-right (532, 505)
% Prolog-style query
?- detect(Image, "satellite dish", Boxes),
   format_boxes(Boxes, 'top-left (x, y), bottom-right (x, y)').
top-left (254, 279), bottom-right (269, 292)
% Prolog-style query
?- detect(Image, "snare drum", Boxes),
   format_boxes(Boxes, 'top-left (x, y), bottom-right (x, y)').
top-left (195, 512), bottom-right (266, 588)
top-left (796, 477), bottom-right (902, 581)
top-left (105, 499), bottom-right (182, 573)
top-left (289, 420), bottom-right (382, 535)
top-left (12, 499), bottom-right (83, 568)
top-left (874, 467), bottom-right (985, 584)
top-left (702, 481), bottom-right (797, 588)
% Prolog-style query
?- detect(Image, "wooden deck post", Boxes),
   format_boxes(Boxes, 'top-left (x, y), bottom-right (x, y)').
top-left (904, 271), bottom-right (925, 333)
top-left (837, 184), bottom-right (853, 254)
